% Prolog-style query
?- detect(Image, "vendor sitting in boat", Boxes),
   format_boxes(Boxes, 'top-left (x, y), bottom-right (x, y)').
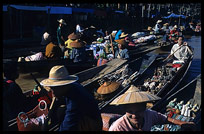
top-left (108, 85), bottom-right (196, 131)
top-left (114, 39), bottom-right (129, 60)
top-left (166, 36), bottom-right (193, 63)
top-left (69, 39), bottom-right (87, 63)
top-left (45, 35), bottom-right (63, 60)
top-left (64, 32), bottom-right (80, 58)
top-left (40, 65), bottom-right (102, 131)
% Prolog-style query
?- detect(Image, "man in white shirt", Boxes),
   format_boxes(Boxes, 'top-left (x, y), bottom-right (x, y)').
top-left (167, 36), bottom-right (193, 62)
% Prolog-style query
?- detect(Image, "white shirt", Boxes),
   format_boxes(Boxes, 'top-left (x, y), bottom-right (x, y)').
top-left (170, 43), bottom-right (192, 61)
top-left (76, 24), bottom-right (83, 33)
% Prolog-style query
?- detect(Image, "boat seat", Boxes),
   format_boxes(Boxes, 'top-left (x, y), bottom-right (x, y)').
top-left (101, 113), bottom-right (122, 131)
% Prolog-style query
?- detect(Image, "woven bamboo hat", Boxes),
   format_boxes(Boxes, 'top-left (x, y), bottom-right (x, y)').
top-left (70, 40), bottom-right (86, 48)
top-left (110, 85), bottom-right (161, 105)
top-left (120, 32), bottom-right (128, 38)
top-left (57, 19), bottom-right (67, 25)
top-left (115, 39), bottom-right (126, 46)
top-left (97, 81), bottom-right (120, 95)
top-left (40, 65), bottom-right (78, 87)
top-left (68, 32), bottom-right (80, 40)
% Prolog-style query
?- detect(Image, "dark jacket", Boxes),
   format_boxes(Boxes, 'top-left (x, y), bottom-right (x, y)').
top-left (59, 82), bottom-right (102, 131)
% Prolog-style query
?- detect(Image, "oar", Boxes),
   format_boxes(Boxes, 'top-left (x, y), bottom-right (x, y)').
top-left (162, 44), bottom-right (185, 62)
top-left (25, 57), bottom-right (52, 102)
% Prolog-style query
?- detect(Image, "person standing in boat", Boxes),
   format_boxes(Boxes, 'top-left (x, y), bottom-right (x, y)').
top-left (40, 65), bottom-right (103, 131)
top-left (57, 19), bottom-right (67, 53)
top-left (114, 39), bottom-right (129, 60)
top-left (108, 85), bottom-right (196, 131)
top-left (166, 36), bottom-right (193, 62)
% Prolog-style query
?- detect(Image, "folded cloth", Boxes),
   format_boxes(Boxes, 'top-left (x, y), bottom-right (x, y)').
top-left (25, 52), bottom-right (44, 61)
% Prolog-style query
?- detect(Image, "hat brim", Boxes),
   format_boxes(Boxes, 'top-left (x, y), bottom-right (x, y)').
top-left (57, 20), bottom-right (67, 25)
top-left (40, 75), bottom-right (78, 87)
top-left (120, 34), bottom-right (128, 38)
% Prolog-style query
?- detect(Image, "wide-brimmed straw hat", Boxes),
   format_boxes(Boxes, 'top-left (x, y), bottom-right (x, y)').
top-left (157, 20), bottom-right (162, 23)
top-left (70, 40), bottom-right (86, 48)
top-left (57, 19), bottom-right (67, 25)
top-left (115, 39), bottom-right (126, 46)
top-left (110, 85), bottom-right (161, 105)
top-left (97, 81), bottom-right (120, 95)
top-left (68, 32), bottom-right (80, 40)
top-left (120, 32), bottom-right (128, 39)
top-left (40, 65), bottom-right (78, 87)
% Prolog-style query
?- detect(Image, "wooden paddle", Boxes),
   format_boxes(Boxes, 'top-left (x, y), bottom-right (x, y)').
top-left (162, 42), bottom-right (188, 62)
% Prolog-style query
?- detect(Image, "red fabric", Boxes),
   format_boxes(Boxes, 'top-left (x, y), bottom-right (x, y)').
top-left (37, 92), bottom-right (52, 105)
top-left (6, 80), bottom-right (14, 83)
top-left (16, 101), bottom-right (48, 131)
top-left (172, 64), bottom-right (182, 68)
top-left (97, 58), bottom-right (108, 66)
top-left (128, 42), bottom-right (135, 46)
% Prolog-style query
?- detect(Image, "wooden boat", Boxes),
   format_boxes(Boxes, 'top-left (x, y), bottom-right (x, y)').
top-left (100, 51), bottom-right (193, 114)
top-left (98, 53), bottom-right (193, 131)
top-left (16, 58), bottom-right (97, 74)
top-left (3, 46), bottom-right (46, 59)
top-left (151, 74), bottom-right (201, 131)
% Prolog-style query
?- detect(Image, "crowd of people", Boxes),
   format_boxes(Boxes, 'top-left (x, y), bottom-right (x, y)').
top-left (3, 16), bottom-right (198, 131)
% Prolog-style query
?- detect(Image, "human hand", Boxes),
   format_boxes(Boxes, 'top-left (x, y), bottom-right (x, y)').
top-left (180, 122), bottom-right (196, 131)
top-left (183, 42), bottom-right (188, 46)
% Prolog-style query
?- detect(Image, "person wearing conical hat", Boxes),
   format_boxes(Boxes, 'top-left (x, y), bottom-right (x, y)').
top-left (57, 19), bottom-right (67, 53)
top-left (64, 32), bottom-right (81, 58)
top-left (108, 85), bottom-right (195, 131)
top-left (40, 65), bottom-right (102, 131)
top-left (69, 39), bottom-right (87, 63)
top-left (114, 39), bottom-right (129, 60)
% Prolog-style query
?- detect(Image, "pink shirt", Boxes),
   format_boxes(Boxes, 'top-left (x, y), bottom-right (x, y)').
top-left (109, 109), bottom-right (167, 131)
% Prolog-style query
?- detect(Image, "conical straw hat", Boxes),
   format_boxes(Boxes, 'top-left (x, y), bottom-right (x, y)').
top-left (97, 81), bottom-right (120, 95)
top-left (68, 32), bottom-right (80, 40)
top-left (110, 85), bottom-right (161, 105)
